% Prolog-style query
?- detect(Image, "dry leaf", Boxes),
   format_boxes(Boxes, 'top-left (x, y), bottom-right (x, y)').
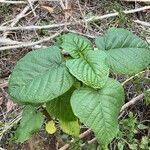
top-left (6, 99), bottom-right (15, 112)
top-left (41, 6), bottom-right (54, 13)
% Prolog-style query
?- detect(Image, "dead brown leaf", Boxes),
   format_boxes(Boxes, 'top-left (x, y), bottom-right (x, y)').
top-left (41, 6), bottom-right (54, 13)
top-left (6, 99), bottom-right (15, 112)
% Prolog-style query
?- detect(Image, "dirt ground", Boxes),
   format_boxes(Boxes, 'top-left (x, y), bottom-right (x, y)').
top-left (0, 0), bottom-right (150, 150)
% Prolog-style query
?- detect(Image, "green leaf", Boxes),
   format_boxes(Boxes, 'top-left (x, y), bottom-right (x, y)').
top-left (95, 28), bottom-right (150, 75)
top-left (9, 46), bottom-right (74, 104)
top-left (45, 121), bottom-right (57, 134)
top-left (145, 90), bottom-right (150, 105)
top-left (117, 141), bottom-right (125, 150)
top-left (66, 50), bottom-right (109, 89)
top-left (129, 144), bottom-right (138, 150)
top-left (137, 124), bottom-right (149, 130)
top-left (140, 136), bottom-right (149, 149)
top-left (46, 87), bottom-right (80, 137)
top-left (61, 33), bottom-right (93, 58)
top-left (14, 105), bottom-right (44, 143)
top-left (71, 78), bottom-right (124, 146)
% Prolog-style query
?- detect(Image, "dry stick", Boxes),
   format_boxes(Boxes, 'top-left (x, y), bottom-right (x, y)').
top-left (59, 91), bottom-right (148, 150)
top-left (0, 114), bottom-right (22, 137)
top-left (2, 4), bottom-right (39, 27)
top-left (0, 6), bottom-right (150, 31)
top-left (11, 5), bottom-right (31, 27)
top-left (0, 82), bottom-right (8, 88)
top-left (27, 0), bottom-right (36, 17)
top-left (0, 31), bottom-right (62, 51)
top-left (3, 1), bottom-right (36, 38)
top-left (3, 5), bottom-right (30, 37)
top-left (59, 0), bottom-right (65, 9)
top-left (123, 0), bottom-right (150, 2)
top-left (80, 137), bottom-right (97, 147)
top-left (121, 93), bottom-right (145, 111)
top-left (67, 29), bottom-right (95, 39)
top-left (0, 37), bottom-right (23, 45)
top-left (0, 0), bottom-right (27, 4)
top-left (0, 6), bottom-right (149, 51)
top-left (134, 19), bottom-right (150, 27)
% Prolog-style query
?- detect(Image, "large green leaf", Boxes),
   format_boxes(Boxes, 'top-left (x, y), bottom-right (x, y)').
top-left (95, 28), bottom-right (150, 75)
top-left (61, 33), bottom-right (93, 58)
top-left (9, 46), bottom-right (74, 104)
top-left (71, 79), bottom-right (124, 146)
top-left (66, 50), bottom-right (109, 89)
top-left (14, 105), bottom-right (44, 143)
top-left (46, 87), bottom-right (80, 137)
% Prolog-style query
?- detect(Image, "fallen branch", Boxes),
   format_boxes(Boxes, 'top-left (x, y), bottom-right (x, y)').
top-left (0, 31), bottom-right (62, 52)
top-left (121, 93), bottom-right (145, 112)
top-left (0, 82), bottom-right (8, 88)
top-left (134, 19), bottom-right (150, 27)
top-left (27, 0), bottom-right (36, 17)
top-left (3, 0), bottom-right (37, 38)
top-left (0, 37), bottom-right (23, 45)
top-left (0, 6), bottom-right (150, 31)
top-left (0, 114), bottom-right (22, 138)
top-left (0, 0), bottom-right (27, 4)
top-left (10, 5), bottom-right (31, 27)
top-left (123, 0), bottom-right (150, 2)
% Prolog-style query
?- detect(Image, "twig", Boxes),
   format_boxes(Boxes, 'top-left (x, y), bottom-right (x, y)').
top-left (0, 6), bottom-right (150, 31)
top-left (120, 93), bottom-right (145, 112)
top-left (123, 0), bottom-right (150, 2)
top-left (59, 0), bottom-right (65, 9)
top-left (0, 0), bottom-right (27, 4)
top-left (27, 0), bottom-right (36, 17)
top-left (59, 144), bottom-right (69, 150)
top-left (0, 22), bottom-right (71, 31)
top-left (0, 31), bottom-right (62, 52)
top-left (87, 137), bottom-right (97, 144)
top-left (3, 1), bottom-right (36, 37)
top-left (0, 114), bottom-right (22, 138)
top-left (85, 6), bottom-right (150, 22)
top-left (81, 137), bottom-right (97, 147)
top-left (0, 147), bottom-right (6, 150)
top-left (79, 129), bottom-right (92, 139)
top-left (122, 70), bottom-right (146, 85)
top-left (134, 20), bottom-right (150, 27)
top-left (59, 129), bottom-right (92, 150)
top-left (10, 5), bottom-right (31, 27)
top-left (67, 30), bottom-right (95, 38)
top-left (0, 37), bottom-right (23, 45)
top-left (0, 82), bottom-right (8, 88)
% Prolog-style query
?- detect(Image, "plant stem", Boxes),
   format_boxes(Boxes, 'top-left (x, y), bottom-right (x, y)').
top-left (100, 145), bottom-right (109, 150)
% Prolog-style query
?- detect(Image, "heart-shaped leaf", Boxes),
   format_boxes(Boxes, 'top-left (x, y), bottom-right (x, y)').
top-left (96, 28), bottom-right (150, 75)
top-left (61, 33), bottom-right (93, 58)
top-left (66, 50), bottom-right (109, 89)
top-left (71, 78), bottom-right (124, 146)
top-left (9, 46), bottom-right (74, 104)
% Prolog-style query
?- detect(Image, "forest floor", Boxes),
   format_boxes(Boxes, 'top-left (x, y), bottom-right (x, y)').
top-left (0, 0), bottom-right (150, 150)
